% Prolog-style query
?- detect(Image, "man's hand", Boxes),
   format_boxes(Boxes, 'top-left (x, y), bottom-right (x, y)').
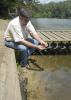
top-left (40, 40), bottom-right (48, 48)
top-left (37, 45), bottom-right (46, 51)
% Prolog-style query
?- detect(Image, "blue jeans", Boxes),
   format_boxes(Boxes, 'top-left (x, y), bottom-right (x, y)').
top-left (5, 38), bottom-right (38, 67)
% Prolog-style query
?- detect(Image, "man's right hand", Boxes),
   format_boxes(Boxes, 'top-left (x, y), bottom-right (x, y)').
top-left (36, 45), bottom-right (46, 51)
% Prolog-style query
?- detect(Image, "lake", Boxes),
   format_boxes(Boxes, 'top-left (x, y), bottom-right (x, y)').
top-left (31, 18), bottom-right (71, 30)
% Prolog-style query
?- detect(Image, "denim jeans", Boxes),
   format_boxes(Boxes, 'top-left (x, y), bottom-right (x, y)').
top-left (5, 38), bottom-right (38, 67)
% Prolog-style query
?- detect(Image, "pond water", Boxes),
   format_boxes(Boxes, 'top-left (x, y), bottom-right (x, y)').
top-left (31, 18), bottom-right (71, 30)
top-left (25, 55), bottom-right (71, 100)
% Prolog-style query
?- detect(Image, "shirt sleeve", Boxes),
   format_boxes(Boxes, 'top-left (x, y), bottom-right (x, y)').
top-left (27, 21), bottom-right (37, 35)
top-left (9, 24), bottom-right (24, 42)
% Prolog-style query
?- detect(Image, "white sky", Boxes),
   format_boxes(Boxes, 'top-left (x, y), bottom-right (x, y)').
top-left (39, 0), bottom-right (67, 3)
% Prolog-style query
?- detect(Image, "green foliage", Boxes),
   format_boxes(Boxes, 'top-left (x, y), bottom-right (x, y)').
top-left (32, 1), bottom-right (71, 18)
top-left (0, 0), bottom-right (71, 18)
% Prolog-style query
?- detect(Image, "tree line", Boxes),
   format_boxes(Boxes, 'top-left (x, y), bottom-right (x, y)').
top-left (0, 0), bottom-right (71, 19)
top-left (32, 0), bottom-right (71, 18)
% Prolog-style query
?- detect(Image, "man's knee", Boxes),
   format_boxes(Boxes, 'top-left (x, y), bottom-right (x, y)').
top-left (5, 41), bottom-right (15, 49)
top-left (17, 45), bottom-right (27, 52)
top-left (26, 38), bottom-right (39, 45)
top-left (34, 39), bottom-right (39, 45)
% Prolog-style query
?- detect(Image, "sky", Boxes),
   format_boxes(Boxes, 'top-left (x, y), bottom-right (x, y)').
top-left (38, 0), bottom-right (67, 4)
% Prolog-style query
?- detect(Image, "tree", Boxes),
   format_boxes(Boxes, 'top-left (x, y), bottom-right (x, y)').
top-left (0, 0), bottom-right (18, 17)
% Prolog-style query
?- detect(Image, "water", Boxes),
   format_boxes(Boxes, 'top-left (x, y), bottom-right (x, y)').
top-left (25, 55), bottom-right (71, 100)
top-left (20, 55), bottom-right (71, 100)
top-left (31, 18), bottom-right (71, 30)
top-left (19, 18), bottom-right (71, 100)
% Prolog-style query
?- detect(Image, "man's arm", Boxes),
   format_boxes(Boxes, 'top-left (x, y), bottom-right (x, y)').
top-left (18, 39), bottom-right (46, 51)
top-left (30, 32), bottom-right (48, 47)
top-left (30, 32), bottom-right (43, 43)
top-left (27, 21), bottom-right (48, 47)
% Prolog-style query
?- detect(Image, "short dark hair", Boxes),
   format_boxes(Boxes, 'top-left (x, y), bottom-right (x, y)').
top-left (18, 8), bottom-right (30, 18)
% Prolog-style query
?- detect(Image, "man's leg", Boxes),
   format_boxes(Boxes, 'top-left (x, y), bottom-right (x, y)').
top-left (5, 40), bottom-right (29, 67)
top-left (4, 38), bottom-right (39, 67)
top-left (5, 40), bottom-right (16, 49)
top-left (16, 45), bottom-right (29, 67)
top-left (17, 38), bottom-right (39, 67)
top-left (26, 38), bottom-right (39, 56)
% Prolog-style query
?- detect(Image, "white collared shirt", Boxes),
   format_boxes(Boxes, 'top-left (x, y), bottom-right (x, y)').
top-left (4, 16), bottom-right (37, 42)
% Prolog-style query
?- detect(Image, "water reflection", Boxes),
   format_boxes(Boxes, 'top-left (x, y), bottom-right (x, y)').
top-left (26, 55), bottom-right (71, 100)
top-left (30, 55), bottom-right (71, 70)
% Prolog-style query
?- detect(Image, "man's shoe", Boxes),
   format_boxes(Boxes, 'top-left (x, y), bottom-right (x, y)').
top-left (21, 64), bottom-right (30, 69)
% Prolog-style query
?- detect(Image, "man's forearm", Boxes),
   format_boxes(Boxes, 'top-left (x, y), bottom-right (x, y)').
top-left (31, 33), bottom-right (43, 43)
top-left (31, 33), bottom-right (48, 47)
top-left (20, 39), bottom-right (38, 49)
top-left (18, 39), bottom-right (46, 51)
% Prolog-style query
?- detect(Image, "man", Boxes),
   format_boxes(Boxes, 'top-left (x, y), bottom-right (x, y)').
top-left (4, 8), bottom-right (48, 68)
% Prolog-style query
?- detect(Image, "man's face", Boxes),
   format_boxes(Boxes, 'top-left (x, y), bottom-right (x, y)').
top-left (19, 16), bottom-right (29, 26)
